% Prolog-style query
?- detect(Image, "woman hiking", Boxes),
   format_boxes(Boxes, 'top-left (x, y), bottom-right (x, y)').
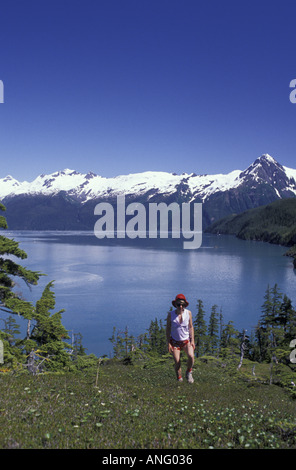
top-left (166, 293), bottom-right (195, 383)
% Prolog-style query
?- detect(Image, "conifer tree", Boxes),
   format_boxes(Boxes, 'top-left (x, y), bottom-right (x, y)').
top-left (148, 318), bottom-right (166, 354)
top-left (109, 326), bottom-right (122, 357)
top-left (217, 308), bottom-right (224, 357)
top-left (275, 293), bottom-right (296, 364)
top-left (256, 284), bottom-right (296, 364)
top-left (207, 304), bottom-right (219, 355)
top-left (109, 326), bottom-right (134, 358)
top-left (248, 328), bottom-right (260, 362)
top-left (0, 203), bottom-right (85, 370)
top-left (263, 284), bottom-right (282, 326)
top-left (220, 320), bottom-right (240, 358)
top-left (137, 332), bottom-right (149, 352)
top-left (280, 294), bottom-right (296, 342)
top-left (123, 326), bottom-right (133, 356)
top-left (0, 315), bottom-right (20, 344)
top-left (29, 281), bottom-right (71, 370)
top-left (260, 284), bottom-right (284, 362)
top-left (0, 203), bottom-right (41, 321)
top-left (255, 321), bottom-right (269, 362)
top-left (72, 332), bottom-right (86, 359)
top-left (0, 315), bottom-right (22, 366)
top-left (194, 299), bottom-right (207, 357)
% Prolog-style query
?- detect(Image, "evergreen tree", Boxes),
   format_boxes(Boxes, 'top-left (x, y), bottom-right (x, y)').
top-left (0, 315), bottom-right (22, 366)
top-left (207, 304), bottom-right (219, 355)
top-left (0, 315), bottom-right (20, 345)
top-left (148, 317), bottom-right (166, 355)
top-left (29, 281), bottom-right (71, 370)
top-left (280, 294), bottom-right (296, 342)
top-left (109, 326), bottom-right (122, 357)
top-left (217, 308), bottom-right (224, 357)
top-left (0, 203), bottom-right (41, 366)
top-left (220, 320), bottom-right (240, 358)
top-left (109, 326), bottom-right (135, 359)
top-left (255, 321), bottom-right (269, 362)
top-left (256, 284), bottom-right (296, 364)
top-left (248, 328), bottom-right (261, 362)
top-left (0, 204), bottom-right (85, 371)
top-left (158, 319), bottom-right (167, 354)
top-left (261, 284), bottom-right (283, 328)
top-left (71, 332), bottom-right (86, 360)
top-left (122, 326), bottom-right (133, 356)
top-left (260, 285), bottom-right (285, 362)
top-left (137, 332), bottom-right (149, 352)
top-left (194, 299), bottom-right (207, 357)
top-left (276, 294), bottom-right (296, 364)
top-left (0, 203), bottom-right (41, 320)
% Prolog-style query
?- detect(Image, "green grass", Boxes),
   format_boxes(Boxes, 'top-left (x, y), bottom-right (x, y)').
top-left (1, 356), bottom-right (296, 449)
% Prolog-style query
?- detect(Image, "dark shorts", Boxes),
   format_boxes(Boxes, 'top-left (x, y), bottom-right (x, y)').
top-left (170, 337), bottom-right (189, 350)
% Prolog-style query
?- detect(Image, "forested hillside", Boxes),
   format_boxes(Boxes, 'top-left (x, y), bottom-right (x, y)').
top-left (206, 198), bottom-right (296, 245)
top-left (206, 198), bottom-right (296, 266)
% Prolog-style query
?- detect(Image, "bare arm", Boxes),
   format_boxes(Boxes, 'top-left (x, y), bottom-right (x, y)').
top-left (188, 311), bottom-right (195, 349)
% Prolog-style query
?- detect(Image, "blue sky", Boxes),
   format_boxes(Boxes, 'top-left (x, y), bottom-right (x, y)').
top-left (1, 0), bottom-right (296, 181)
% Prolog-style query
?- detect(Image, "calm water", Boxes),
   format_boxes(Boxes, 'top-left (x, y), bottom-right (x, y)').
top-left (5, 231), bottom-right (296, 357)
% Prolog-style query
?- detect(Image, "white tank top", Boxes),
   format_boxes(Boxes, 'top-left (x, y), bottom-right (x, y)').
top-left (171, 309), bottom-right (190, 341)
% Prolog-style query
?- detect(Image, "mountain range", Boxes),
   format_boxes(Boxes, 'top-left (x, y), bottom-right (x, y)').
top-left (1, 154), bottom-right (296, 230)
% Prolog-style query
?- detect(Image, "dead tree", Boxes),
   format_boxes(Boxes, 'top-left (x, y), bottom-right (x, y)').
top-left (237, 329), bottom-right (247, 370)
top-left (25, 349), bottom-right (51, 375)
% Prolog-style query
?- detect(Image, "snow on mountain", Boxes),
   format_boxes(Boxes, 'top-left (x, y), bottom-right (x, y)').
top-left (283, 165), bottom-right (296, 187)
top-left (187, 170), bottom-right (242, 201)
top-left (0, 175), bottom-right (23, 197)
top-left (0, 168), bottom-right (189, 201)
top-left (1, 154), bottom-right (296, 203)
top-left (239, 154), bottom-right (283, 179)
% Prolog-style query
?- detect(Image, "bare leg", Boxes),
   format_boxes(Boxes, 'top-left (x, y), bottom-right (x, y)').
top-left (171, 347), bottom-right (182, 379)
top-left (180, 343), bottom-right (194, 383)
top-left (183, 342), bottom-right (194, 372)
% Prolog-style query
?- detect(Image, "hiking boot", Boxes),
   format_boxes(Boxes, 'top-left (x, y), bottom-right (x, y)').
top-left (186, 370), bottom-right (194, 383)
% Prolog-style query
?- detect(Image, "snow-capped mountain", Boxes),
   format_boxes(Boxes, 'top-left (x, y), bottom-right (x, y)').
top-left (0, 169), bottom-right (198, 201)
top-left (1, 154), bottom-right (296, 230)
top-left (238, 154), bottom-right (296, 196)
top-left (1, 154), bottom-right (296, 202)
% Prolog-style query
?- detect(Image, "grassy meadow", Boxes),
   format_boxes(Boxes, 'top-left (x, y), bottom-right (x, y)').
top-left (1, 355), bottom-right (296, 450)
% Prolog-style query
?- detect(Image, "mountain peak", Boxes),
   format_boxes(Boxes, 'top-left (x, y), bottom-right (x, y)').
top-left (258, 154), bottom-right (277, 163)
top-left (241, 154), bottom-right (284, 180)
top-left (2, 175), bottom-right (19, 182)
top-left (256, 154), bottom-right (285, 170)
top-left (236, 154), bottom-right (296, 198)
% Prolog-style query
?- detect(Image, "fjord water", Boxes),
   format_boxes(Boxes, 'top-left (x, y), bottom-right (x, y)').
top-left (6, 231), bottom-right (296, 357)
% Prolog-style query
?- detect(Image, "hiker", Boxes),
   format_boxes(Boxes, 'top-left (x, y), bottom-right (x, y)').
top-left (166, 293), bottom-right (195, 383)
